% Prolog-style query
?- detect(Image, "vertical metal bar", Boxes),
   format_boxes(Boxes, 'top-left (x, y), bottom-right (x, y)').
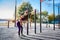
top-left (53, 0), bottom-right (55, 30)
top-left (34, 9), bottom-right (36, 34)
top-left (15, 0), bottom-right (17, 27)
top-left (40, 0), bottom-right (42, 33)
top-left (27, 22), bottom-right (29, 35)
top-left (8, 21), bottom-right (9, 28)
top-left (27, 3), bottom-right (29, 35)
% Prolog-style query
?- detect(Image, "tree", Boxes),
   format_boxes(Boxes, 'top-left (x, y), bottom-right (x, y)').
top-left (48, 14), bottom-right (55, 23)
top-left (42, 11), bottom-right (48, 17)
top-left (30, 10), bottom-right (38, 22)
top-left (18, 2), bottom-right (33, 15)
top-left (18, 2), bottom-right (33, 28)
top-left (55, 15), bottom-right (60, 21)
top-left (41, 11), bottom-right (49, 28)
top-left (41, 11), bottom-right (48, 23)
top-left (30, 10), bottom-right (39, 28)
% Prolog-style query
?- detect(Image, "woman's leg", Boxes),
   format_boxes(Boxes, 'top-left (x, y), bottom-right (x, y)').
top-left (18, 27), bottom-right (20, 35)
top-left (21, 26), bottom-right (23, 35)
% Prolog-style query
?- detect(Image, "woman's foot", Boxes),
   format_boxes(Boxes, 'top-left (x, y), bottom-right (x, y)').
top-left (18, 32), bottom-right (20, 36)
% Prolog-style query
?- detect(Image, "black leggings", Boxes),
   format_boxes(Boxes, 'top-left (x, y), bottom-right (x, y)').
top-left (20, 26), bottom-right (23, 34)
top-left (18, 26), bottom-right (23, 35)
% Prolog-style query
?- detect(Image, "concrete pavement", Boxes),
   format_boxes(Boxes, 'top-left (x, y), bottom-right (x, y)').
top-left (0, 23), bottom-right (60, 40)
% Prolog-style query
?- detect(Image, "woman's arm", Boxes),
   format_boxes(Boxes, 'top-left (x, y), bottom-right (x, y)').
top-left (20, 20), bottom-right (23, 26)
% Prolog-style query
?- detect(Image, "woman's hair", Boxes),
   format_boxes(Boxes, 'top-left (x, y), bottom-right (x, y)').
top-left (20, 10), bottom-right (28, 21)
top-left (20, 14), bottom-right (28, 21)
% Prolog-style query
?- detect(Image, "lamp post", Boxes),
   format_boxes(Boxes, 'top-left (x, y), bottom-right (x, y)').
top-left (15, 0), bottom-right (17, 27)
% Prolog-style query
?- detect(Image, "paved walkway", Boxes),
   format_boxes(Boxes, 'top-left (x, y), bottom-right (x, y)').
top-left (0, 24), bottom-right (60, 40)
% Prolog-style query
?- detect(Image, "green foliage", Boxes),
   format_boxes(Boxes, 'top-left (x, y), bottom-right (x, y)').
top-left (41, 11), bottom-right (48, 16)
top-left (31, 14), bottom-right (38, 20)
top-left (48, 14), bottom-right (55, 23)
top-left (41, 11), bottom-right (48, 23)
top-left (18, 2), bottom-right (33, 15)
top-left (30, 10), bottom-right (39, 22)
top-left (17, 2), bottom-right (39, 22)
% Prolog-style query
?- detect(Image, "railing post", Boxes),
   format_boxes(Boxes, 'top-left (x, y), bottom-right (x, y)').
top-left (8, 21), bottom-right (9, 28)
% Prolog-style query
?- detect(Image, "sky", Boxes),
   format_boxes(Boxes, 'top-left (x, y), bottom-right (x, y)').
top-left (0, 0), bottom-right (60, 19)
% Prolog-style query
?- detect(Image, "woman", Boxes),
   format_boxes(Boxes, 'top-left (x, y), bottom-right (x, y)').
top-left (17, 15), bottom-right (23, 36)
top-left (17, 12), bottom-right (28, 36)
